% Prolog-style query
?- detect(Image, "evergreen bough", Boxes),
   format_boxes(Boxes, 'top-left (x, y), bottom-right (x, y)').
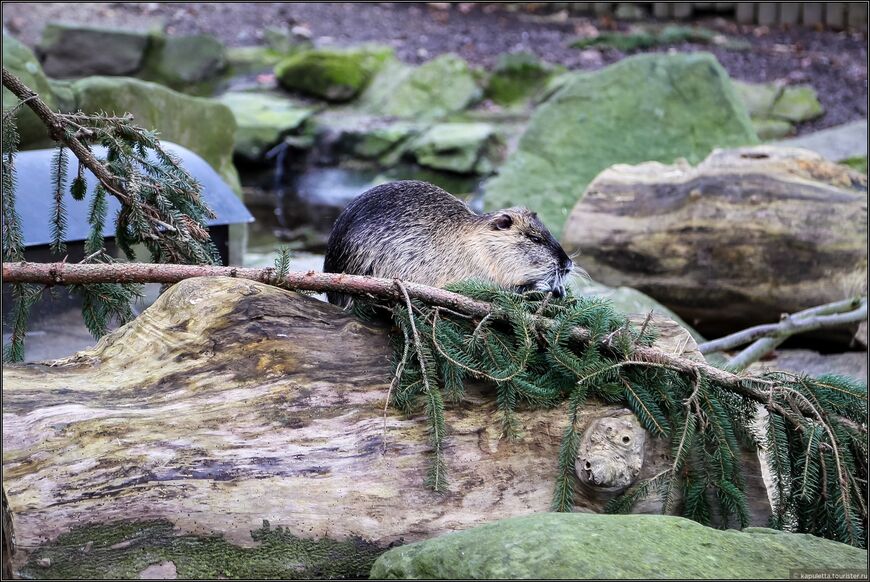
top-left (2, 70), bottom-right (218, 362)
top-left (364, 282), bottom-right (867, 548)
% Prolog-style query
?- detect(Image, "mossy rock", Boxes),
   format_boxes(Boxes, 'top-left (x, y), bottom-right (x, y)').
top-left (840, 155), bottom-right (868, 174)
top-left (408, 122), bottom-right (498, 174)
top-left (274, 45), bottom-right (393, 102)
top-left (370, 513), bottom-right (868, 579)
top-left (37, 22), bottom-right (150, 78)
top-left (571, 25), bottom-right (718, 52)
top-left (359, 53), bottom-right (482, 119)
top-left (770, 85), bottom-right (824, 122)
top-left (484, 52), bottom-right (562, 107)
top-left (3, 34), bottom-right (63, 149)
top-left (139, 33), bottom-right (228, 95)
top-left (71, 76), bottom-right (240, 192)
top-left (226, 46), bottom-right (286, 75)
top-left (218, 91), bottom-right (315, 162)
top-left (353, 122), bottom-right (423, 159)
top-left (733, 80), bottom-right (783, 118)
top-left (483, 52), bottom-right (758, 238)
top-left (752, 117), bottom-right (794, 141)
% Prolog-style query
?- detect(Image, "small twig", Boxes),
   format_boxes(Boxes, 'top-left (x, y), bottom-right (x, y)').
top-left (383, 318), bottom-right (410, 455)
top-left (534, 291), bottom-right (553, 316)
top-left (2, 93), bottom-right (37, 122)
top-left (78, 248), bottom-right (106, 264)
top-left (396, 281), bottom-right (431, 395)
top-left (471, 313), bottom-right (494, 340)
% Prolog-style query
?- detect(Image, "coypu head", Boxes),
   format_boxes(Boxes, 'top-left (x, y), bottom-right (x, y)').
top-left (474, 207), bottom-right (575, 298)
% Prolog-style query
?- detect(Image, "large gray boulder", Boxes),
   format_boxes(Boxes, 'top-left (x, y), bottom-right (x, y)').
top-left (370, 513), bottom-right (867, 579)
top-left (139, 34), bottom-right (228, 93)
top-left (562, 145), bottom-right (867, 338)
top-left (36, 22), bottom-right (150, 78)
top-left (483, 52), bottom-right (759, 238)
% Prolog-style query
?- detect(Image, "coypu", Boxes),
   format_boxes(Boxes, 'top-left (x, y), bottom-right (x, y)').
top-left (324, 180), bottom-right (575, 307)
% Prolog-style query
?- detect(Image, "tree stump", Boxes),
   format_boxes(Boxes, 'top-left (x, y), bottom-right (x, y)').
top-left (2, 277), bottom-right (771, 578)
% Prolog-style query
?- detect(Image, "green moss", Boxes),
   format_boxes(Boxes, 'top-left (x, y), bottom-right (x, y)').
top-left (770, 85), bottom-right (824, 123)
top-left (484, 52), bottom-right (562, 106)
top-left (571, 25), bottom-right (724, 52)
top-left (409, 122), bottom-right (498, 174)
top-left (21, 519), bottom-right (387, 579)
top-left (751, 118), bottom-right (794, 141)
top-left (371, 513), bottom-right (868, 579)
top-left (840, 155), bottom-right (868, 174)
top-left (275, 46), bottom-right (394, 102)
top-left (484, 52), bottom-right (758, 238)
top-left (218, 92), bottom-right (316, 161)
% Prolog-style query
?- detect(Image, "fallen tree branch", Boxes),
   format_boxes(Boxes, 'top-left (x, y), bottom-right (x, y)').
top-left (699, 297), bottom-right (867, 355)
top-left (5, 259), bottom-right (865, 437)
top-left (725, 298), bottom-right (866, 373)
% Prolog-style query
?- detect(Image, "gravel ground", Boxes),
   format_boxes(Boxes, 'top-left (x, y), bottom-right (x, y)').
top-left (3, 2), bottom-right (867, 131)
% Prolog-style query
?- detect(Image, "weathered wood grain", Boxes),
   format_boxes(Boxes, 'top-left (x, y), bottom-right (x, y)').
top-left (2, 277), bottom-right (771, 578)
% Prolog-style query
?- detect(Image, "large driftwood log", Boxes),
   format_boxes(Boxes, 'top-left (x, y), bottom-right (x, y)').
top-left (562, 145), bottom-right (868, 339)
top-left (2, 277), bottom-right (771, 578)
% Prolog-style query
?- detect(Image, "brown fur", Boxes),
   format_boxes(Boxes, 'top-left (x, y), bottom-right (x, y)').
top-left (324, 181), bottom-right (574, 306)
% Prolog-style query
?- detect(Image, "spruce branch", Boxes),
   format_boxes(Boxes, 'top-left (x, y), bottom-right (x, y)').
top-left (1, 67), bottom-right (217, 265)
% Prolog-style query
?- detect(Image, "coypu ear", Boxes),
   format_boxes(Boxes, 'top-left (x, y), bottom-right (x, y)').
top-left (491, 214), bottom-right (513, 230)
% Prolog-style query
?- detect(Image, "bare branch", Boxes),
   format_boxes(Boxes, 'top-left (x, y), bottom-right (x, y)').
top-left (2, 260), bottom-right (864, 434)
top-left (699, 297), bottom-right (867, 355)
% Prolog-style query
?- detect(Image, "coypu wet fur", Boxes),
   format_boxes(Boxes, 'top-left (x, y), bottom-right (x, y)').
top-left (324, 180), bottom-right (574, 307)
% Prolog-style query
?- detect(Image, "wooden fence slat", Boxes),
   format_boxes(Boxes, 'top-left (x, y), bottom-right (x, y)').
top-left (779, 2), bottom-right (801, 24)
top-left (736, 2), bottom-right (756, 23)
top-left (673, 2), bottom-right (694, 18)
top-left (825, 2), bottom-right (846, 28)
top-left (653, 2), bottom-right (672, 18)
top-left (847, 2), bottom-right (868, 28)
top-left (802, 2), bottom-right (824, 25)
top-left (757, 2), bottom-right (778, 25)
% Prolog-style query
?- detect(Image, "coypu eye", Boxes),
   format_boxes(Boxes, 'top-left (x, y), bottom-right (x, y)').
top-left (492, 214), bottom-right (513, 230)
top-left (528, 235), bottom-right (544, 244)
